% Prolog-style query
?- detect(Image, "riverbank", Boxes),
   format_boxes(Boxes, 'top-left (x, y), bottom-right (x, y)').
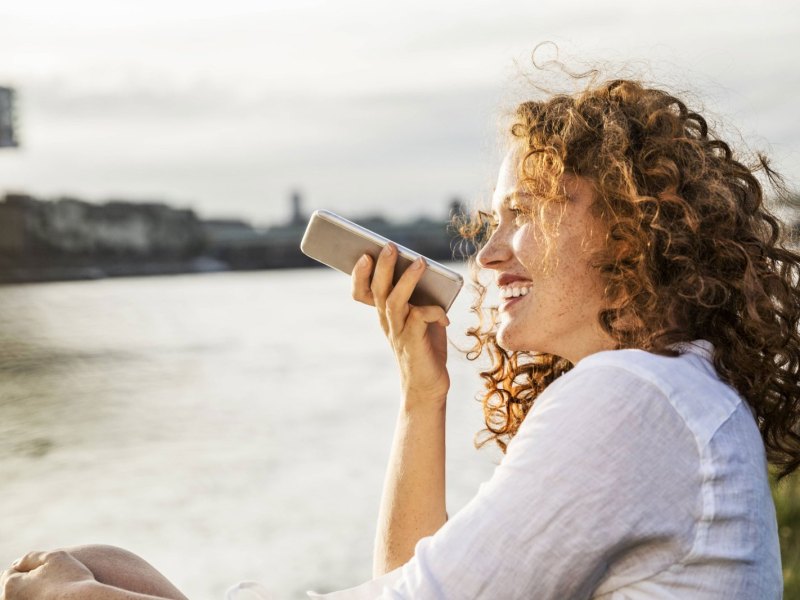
top-left (0, 193), bottom-right (469, 284)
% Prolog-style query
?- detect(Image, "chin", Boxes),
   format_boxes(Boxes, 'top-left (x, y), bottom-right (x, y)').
top-left (496, 321), bottom-right (560, 356)
top-left (495, 323), bottom-right (533, 353)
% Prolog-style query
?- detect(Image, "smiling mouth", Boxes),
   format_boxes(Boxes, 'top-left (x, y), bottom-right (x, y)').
top-left (498, 283), bottom-right (531, 311)
top-left (500, 294), bottom-right (528, 311)
top-left (500, 288), bottom-right (530, 312)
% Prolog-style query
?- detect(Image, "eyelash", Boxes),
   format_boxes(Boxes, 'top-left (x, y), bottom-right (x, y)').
top-left (483, 205), bottom-right (526, 233)
top-left (507, 206), bottom-right (527, 224)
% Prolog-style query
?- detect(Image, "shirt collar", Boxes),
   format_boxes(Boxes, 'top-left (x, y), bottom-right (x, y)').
top-left (667, 339), bottom-right (714, 361)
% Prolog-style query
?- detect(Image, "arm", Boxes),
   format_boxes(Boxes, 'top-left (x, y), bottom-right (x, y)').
top-left (372, 401), bottom-right (448, 577)
top-left (349, 245), bottom-right (451, 578)
top-left (363, 365), bottom-right (700, 598)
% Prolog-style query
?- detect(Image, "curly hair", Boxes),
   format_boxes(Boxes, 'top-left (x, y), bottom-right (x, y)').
top-left (457, 77), bottom-right (800, 479)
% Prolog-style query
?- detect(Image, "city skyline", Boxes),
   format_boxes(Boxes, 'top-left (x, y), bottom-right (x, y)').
top-left (0, 0), bottom-right (798, 226)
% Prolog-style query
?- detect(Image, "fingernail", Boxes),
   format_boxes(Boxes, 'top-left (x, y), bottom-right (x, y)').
top-left (382, 244), bottom-right (394, 256)
top-left (410, 257), bottom-right (424, 270)
top-left (357, 255), bottom-right (369, 268)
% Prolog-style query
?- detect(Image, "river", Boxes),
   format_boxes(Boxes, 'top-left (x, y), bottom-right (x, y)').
top-left (0, 267), bottom-right (499, 599)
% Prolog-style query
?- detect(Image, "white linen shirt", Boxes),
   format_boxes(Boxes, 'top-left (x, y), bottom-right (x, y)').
top-left (227, 340), bottom-right (783, 599)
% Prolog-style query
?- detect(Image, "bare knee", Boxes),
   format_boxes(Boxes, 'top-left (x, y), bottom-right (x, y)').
top-left (65, 544), bottom-right (138, 565)
top-left (62, 544), bottom-right (188, 600)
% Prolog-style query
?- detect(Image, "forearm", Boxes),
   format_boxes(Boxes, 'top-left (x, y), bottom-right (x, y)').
top-left (372, 399), bottom-right (447, 577)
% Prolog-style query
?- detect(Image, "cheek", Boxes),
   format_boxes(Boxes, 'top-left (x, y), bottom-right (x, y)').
top-left (520, 235), bottom-right (605, 312)
top-left (511, 226), bottom-right (543, 269)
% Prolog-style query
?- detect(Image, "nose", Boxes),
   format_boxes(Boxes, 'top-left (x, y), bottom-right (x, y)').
top-left (476, 228), bottom-right (511, 270)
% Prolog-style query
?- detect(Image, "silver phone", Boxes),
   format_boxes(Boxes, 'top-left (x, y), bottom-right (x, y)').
top-left (300, 209), bottom-right (464, 312)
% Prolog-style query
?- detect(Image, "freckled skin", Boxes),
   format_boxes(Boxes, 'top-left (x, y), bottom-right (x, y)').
top-left (477, 150), bottom-right (616, 365)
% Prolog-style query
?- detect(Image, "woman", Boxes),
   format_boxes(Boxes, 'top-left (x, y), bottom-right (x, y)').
top-left (2, 77), bottom-right (797, 599)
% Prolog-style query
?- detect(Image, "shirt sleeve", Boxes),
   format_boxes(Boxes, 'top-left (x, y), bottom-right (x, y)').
top-left (317, 363), bottom-right (702, 600)
top-left (306, 568), bottom-right (404, 599)
top-left (225, 580), bottom-right (278, 600)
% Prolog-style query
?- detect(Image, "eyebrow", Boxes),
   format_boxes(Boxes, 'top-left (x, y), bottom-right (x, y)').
top-left (491, 193), bottom-right (520, 218)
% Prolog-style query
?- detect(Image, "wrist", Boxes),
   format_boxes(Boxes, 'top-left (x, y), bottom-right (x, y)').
top-left (401, 392), bottom-right (447, 414)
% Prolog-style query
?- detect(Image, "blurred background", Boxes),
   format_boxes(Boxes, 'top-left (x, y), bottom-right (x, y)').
top-left (1, 1), bottom-right (798, 598)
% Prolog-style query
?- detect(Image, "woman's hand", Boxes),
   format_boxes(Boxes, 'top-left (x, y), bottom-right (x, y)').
top-left (351, 243), bottom-right (451, 407)
top-left (1, 550), bottom-right (95, 600)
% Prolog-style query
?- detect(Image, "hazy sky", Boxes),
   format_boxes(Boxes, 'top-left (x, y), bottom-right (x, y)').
top-left (0, 0), bottom-right (798, 226)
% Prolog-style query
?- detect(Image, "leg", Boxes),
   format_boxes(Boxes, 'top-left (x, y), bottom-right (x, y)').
top-left (64, 544), bottom-right (189, 600)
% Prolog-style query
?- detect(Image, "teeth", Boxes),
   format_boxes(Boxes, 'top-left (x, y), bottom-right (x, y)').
top-left (499, 285), bottom-right (532, 299)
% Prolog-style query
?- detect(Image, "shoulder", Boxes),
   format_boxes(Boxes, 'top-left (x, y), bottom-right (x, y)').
top-left (553, 343), bottom-right (746, 449)
top-left (510, 349), bottom-right (692, 463)
top-left (517, 352), bottom-right (676, 444)
top-left (571, 341), bottom-right (723, 399)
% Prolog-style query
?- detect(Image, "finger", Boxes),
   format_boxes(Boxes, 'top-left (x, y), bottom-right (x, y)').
top-left (385, 256), bottom-right (427, 333)
top-left (12, 551), bottom-right (47, 573)
top-left (401, 305), bottom-right (450, 339)
top-left (370, 243), bottom-right (398, 308)
top-left (1, 569), bottom-right (24, 596)
top-left (1, 567), bottom-right (18, 587)
top-left (350, 254), bottom-right (375, 306)
top-left (0, 566), bottom-right (17, 598)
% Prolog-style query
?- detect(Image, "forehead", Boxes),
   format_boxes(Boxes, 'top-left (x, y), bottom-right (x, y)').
top-left (491, 150), bottom-right (522, 210)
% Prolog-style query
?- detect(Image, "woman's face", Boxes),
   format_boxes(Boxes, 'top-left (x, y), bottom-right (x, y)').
top-left (476, 150), bottom-right (615, 364)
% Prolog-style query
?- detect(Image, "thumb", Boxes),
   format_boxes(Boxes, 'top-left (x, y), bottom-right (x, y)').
top-left (404, 305), bottom-right (450, 338)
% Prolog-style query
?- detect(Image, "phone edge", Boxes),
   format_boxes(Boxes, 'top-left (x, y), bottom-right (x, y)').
top-left (311, 209), bottom-right (465, 286)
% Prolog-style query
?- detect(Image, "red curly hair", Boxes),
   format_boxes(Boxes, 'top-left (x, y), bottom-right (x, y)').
top-left (457, 77), bottom-right (800, 479)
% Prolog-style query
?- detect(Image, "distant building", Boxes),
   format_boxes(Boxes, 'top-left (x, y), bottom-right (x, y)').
top-left (0, 194), bottom-right (206, 258)
top-left (0, 189), bottom-right (472, 283)
top-left (0, 87), bottom-right (18, 148)
top-left (202, 218), bottom-right (257, 244)
top-left (290, 190), bottom-right (306, 226)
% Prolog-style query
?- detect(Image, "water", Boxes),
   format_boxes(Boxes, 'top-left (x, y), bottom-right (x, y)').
top-left (0, 268), bottom-right (500, 599)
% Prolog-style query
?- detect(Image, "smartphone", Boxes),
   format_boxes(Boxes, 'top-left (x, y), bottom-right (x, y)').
top-left (300, 209), bottom-right (464, 312)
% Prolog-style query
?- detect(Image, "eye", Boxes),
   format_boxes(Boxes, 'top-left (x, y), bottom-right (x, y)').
top-left (507, 204), bottom-right (527, 224)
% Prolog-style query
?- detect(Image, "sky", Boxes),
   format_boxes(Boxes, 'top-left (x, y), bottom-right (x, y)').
top-left (0, 0), bottom-right (798, 227)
